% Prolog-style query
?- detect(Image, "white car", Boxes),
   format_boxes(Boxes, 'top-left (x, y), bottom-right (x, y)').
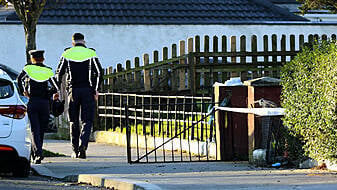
top-left (0, 68), bottom-right (31, 177)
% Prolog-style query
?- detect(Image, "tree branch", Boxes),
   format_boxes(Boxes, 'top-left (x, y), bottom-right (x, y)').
top-left (10, 0), bottom-right (26, 25)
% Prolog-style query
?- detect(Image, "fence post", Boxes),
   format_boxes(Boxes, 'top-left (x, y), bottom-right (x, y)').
top-left (117, 63), bottom-right (123, 91)
top-left (230, 36), bottom-right (238, 77)
top-left (247, 86), bottom-right (255, 163)
top-left (272, 34), bottom-right (277, 78)
top-left (204, 35), bottom-right (210, 92)
top-left (171, 44), bottom-right (178, 91)
top-left (322, 34), bottom-right (327, 41)
top-left (240, 35), bottom-right (247, 81)
top-left (107, 66), bottom-right (113, 92)
top-left (290, 35), bottom-right (296, 59)
top-left (251, 35), bottom-right (258, 79)
top-left (143, 53), bottom-right (151, 91)
top-left (214, 85), bottom-right (225, 161)
top-left (299, 35), bottom-right (305, 51)
top-left (125, 104), bottom-right (131, 163)
top-left (195, 35), bottom-right (201, 91)
top-left (221, 35), bottom-right (228, 82)
top-left (308, 34), bottom-right (314, 45)
top-left (187, 37), bottom-right (195, 95)
top-left (126, 60), bottom-right (131, 82)
top-left (134, 57), bottom-right (140, 90)
top-left (213, 36), bottom-right (219, 83)
top-left (153, 50), bottom-right (159, 90)
top-left (162, 47), bottom-right (169, 90)
top-left (179, 40), bottom-right (186, 90)
top-left (263, 35), bottom-right (269, 77)
top-left (281, 35), bottom-right (286, 64)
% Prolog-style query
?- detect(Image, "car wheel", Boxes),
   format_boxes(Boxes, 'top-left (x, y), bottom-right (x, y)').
top-left (12, 158), bottom-right (30, 177)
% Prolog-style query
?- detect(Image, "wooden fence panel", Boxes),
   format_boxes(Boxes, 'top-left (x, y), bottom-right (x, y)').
top-left (102, 33), bottom-right (336, 96)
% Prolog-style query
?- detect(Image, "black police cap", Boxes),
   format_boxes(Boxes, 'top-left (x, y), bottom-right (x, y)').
top-left (29, 50), bottom-right (45, 59)
top-left (72, 33), bottom-right (84, 41)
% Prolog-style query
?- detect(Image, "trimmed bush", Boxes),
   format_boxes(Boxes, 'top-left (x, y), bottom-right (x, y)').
top-left (281, 40), bottom-right (337, 163)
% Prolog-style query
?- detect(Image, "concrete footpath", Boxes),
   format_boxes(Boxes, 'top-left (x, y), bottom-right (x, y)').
top-left (32, 139), bottom-right (337, 190)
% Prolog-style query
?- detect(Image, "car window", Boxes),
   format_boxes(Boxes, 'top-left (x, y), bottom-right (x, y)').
top-left (0, 79), bottom-right (14, 99)
top-left (0, 65), bottom-right (19, 81)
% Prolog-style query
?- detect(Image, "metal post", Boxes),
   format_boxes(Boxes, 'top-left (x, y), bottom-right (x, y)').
top-left (125, 104), bottom-right (131, 163)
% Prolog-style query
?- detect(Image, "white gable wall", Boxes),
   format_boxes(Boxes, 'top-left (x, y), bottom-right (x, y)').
top-left (0, 24), bottom-right (336, 72)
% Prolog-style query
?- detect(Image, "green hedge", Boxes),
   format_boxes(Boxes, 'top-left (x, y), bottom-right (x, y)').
top-left (281, 40), bottom-right (337, 163)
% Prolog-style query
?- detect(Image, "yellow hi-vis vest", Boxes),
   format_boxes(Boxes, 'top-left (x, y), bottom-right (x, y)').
top-left (23, 65), bottom-right (54, 82)
top-left (62, 46), bottom-right (97, 62)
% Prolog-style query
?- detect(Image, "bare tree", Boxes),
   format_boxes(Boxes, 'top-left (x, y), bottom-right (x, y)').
top-left (0, 0), bottom-right (47, 63)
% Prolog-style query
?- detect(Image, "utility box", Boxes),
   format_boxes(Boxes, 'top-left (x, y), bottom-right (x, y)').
top-left (214, 77), bottom-right (281, 162)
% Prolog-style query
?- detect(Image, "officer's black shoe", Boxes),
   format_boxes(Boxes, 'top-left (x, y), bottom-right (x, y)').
top-left (71, 152), bottom-right (79, 158)
top-left (34, 156), bottom-right (43, 164)
top-left (78, 150), bottom-right (86, 159)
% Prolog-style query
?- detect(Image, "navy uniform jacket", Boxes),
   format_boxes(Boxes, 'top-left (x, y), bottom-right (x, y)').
top-left (17, 63), bottom-right (59, 99)
top-left (55, 43), bottom-right (103, 92)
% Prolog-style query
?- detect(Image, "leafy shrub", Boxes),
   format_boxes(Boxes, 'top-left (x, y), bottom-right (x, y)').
top-left (281, 40), bottom-right (337, 163)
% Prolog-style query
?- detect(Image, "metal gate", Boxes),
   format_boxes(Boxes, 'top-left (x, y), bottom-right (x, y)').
top-left (98, 93), bottom-right (219, 163)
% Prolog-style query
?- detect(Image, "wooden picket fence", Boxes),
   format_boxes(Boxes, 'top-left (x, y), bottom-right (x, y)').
top-left (103, 34), bottom-right (336, 96)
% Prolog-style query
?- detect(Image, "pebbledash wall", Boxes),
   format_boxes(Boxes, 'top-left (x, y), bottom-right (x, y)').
top-left (1, 23), bottom-right (337, 72)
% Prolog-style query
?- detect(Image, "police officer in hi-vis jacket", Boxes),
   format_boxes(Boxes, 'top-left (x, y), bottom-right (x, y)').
top-left (17, 50), bottom-right (59, 164)
top-left (55, 33), bottom-right (103, 159)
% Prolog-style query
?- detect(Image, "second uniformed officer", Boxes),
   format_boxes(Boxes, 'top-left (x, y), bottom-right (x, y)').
top-left (55, 33), bottom-right (103, 159)
top-left (17, 50), bottom-right (59, 164)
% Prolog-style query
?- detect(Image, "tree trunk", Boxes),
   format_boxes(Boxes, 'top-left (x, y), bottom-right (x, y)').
top-left (24, 23), bottom-right (37, 64)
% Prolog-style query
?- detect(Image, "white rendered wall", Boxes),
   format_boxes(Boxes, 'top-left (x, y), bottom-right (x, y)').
top-left (0, 24), bottom-right (336, 72)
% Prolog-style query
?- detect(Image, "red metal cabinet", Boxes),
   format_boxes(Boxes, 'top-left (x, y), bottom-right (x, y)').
top-left (214, 77), bottom-right (281, 161)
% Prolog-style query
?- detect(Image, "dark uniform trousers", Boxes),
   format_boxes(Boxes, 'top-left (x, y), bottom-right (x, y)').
top-left (27, 98), bottom-right (50, 158)
top-left (68, 87), bottom-right (95, 152)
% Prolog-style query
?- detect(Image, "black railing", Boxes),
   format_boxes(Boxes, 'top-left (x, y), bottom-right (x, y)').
top-left (98, 93), bottom-right (219, 163)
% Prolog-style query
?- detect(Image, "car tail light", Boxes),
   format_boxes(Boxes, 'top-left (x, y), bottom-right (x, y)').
top-left (0, 146), bottom-right (14, 151)
top-left (0, 105), bottom-right (26, 119)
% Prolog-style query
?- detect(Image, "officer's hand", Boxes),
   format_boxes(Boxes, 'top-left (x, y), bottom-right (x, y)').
top-left (94, 91), bottom-right (99, 101)
top-left (23, 91), bottom-right (29, 98)
top-left (53, 92), bottom-right (59, 100)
